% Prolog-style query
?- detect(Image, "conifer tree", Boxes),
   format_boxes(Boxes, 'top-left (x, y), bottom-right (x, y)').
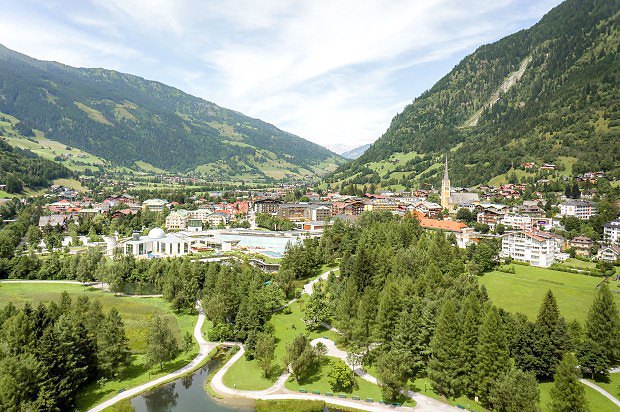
top-left (459, 294), bottom-right (482, 397)
top-left (476, 306), bottom-right (510, 405)
top-left (146, 315), bottom-right (179, 370)
top-left (489, 368), bottom-right (540, 412)
top-left (549, 353), bottom-right (588, 412)
top-left (97, 308), bottom-right (131, 377)
top-left (428, 299), bottom-right (461, 398)
top-left (533, 290), bottom-right (562, 378)
top-left (584, 284), bottom-right (620, 366)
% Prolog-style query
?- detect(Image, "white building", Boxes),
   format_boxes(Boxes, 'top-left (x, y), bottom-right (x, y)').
top-left (501, 230), bottom-right (564, 268)
top-left (142, 198), bottom-right (169, 212)
top-left (122, 228), bottom-right (192, 257)
top-left (603, 219), bottom-right (620, 245)
top-left (597, 245), bottom-right (620, 263)
top-left (166, 210), bottom-right (189, 231)
top-left (559, 200), bottom-right (596, 220)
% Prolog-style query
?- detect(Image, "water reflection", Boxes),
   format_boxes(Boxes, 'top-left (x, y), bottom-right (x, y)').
top-left (131, 357), bottom-right (253, 412)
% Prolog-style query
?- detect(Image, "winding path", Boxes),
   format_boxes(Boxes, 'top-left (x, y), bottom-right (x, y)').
top-left (579, 379), bottom-right (620, 408)
top-left (88, 302), bottom-right (216, 412)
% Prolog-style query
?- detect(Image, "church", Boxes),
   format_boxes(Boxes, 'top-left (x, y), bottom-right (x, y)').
top-left (440, 156), bottom-right (480, 213)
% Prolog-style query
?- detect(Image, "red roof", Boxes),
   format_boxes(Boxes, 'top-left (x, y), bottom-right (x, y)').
top-left (419, 218), bottom-right (467, 232)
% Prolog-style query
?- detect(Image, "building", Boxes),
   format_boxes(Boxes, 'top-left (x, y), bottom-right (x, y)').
top-left (278, 203), bottom-right (310, 221)
top-left (122, 228), bottom-right (192, 257)
top-left (39, 214), bottom-right (68, 229)
top-left (253, 198), bottom-right (282, 214)
top-left (603, 219), bottom-right (620, 245)
top-left (441, 156), bottom-right (480, 212)
top-left (419, 218), bottom-right (475, 248)
top-left (559, 200), bottom-right (597, 220)
top-left (501, 230), bottom-right (564, 268)
top-left (205, 212), bottom-right (229, 227)
top-left (569, 235), bottom-right (593, 257)
top-left (306, 205), bottom-right (331, 221)
top-left (597, 245), bottom-right (620, 263)
top-left (166, 210), bottom-right (189, 231)
top-left (142, 198), bottom-right (168, 212)
top-left (476, 207), bottom-right (505, 229)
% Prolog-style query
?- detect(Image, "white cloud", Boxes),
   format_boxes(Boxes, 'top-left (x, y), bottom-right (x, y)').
top-left (0, 0), bottom-right (563, 147)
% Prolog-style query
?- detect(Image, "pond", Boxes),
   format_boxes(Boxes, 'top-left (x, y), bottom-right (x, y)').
top-left (130, 355), bottom-right (253, 412)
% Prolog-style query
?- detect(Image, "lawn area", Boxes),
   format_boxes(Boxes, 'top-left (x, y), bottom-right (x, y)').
top-left (222, 296), bottom-right (340, 390)
top-left (563, 258), bottom-right (597, 270)
top-left (539, 381), bottom-right (618, 411)
top-left (478, 264), bottom-right (620, 323)
top-left (587, 373), bottom-right (620, 399)
top-left (411, 378), bottom-right (481, 410)
top-left (0, 282), bottom-right (199, 410)
top-left (284, 356), bottom-right (406, 405)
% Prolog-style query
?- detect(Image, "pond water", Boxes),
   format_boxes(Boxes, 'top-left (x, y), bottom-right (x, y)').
top-left (130, 356), bottom-right (253, 412)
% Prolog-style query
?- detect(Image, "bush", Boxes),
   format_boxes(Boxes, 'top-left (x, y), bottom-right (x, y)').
top-left (209, 323), bottom-right (235, 341)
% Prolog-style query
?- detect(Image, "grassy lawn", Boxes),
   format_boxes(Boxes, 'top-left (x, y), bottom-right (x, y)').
top-left (539, 381), bottom-right (618, 411)
top-left (0, 282), bottom-right (199, 410)
top-left (411, 378), bottom-right (481, 410)
top-left (222, 296), bottom-right (340, 390)
top-left (478, 264), bottom-right (620, 323)
top-left (563, 258), bottom-right (597, 270)
top-left (587, 373), bottom-right (620, 399)
top-left (284, 356), bottom-right (409, 405)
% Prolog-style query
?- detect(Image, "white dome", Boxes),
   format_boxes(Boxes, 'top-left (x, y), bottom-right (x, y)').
top-left (148, 228), bottom-right (166, 239)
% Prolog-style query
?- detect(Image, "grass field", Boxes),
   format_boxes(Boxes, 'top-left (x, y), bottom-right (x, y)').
top-left (222, 297), bottom-right (340, 390)
top-left (0, 282), bottom-right (199, 409)
top-left (587, 373), bottom-right (620, 399)
top-left (283, 356), bottom-right (405, 405)
top-left (411, 378), bottom-right (480, 410)
top-left (478, 264), bottom-right (620, 323)
top-left (539, 381), bottom-right (618, 411)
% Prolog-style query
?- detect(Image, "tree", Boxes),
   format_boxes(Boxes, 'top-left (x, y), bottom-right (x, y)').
top-left (489, 368), bottom-right (540, 412)
top-left (97, 308), bottom-right (131, 377)
top-left (459, 294), bottom-right (482, 397)
top-left (146, 315), bottom-right (179, 370)
top-left (476, 306), bottom-right (510, 405)
top-left (376, 349), bottom-right (408, 401)
top-left (329, 359), bottom-right (356, 392)
top-left (533, 290), bottom-right (563, 379)
top-left (456, 208), bottom-right (473, 222)
top-left (472, 241), bottom-right (498, 273)
top-left (428, 299), bottom-right (461, 398)
top-left (303, 282), bottom-right (330, 330)
top-left (584, 284), bottom-right (620, 367)
top-left (549, 353), bottom-right (588, 412)
top-left (285, 334), bottom-right (318, 383)
top-left (183, 331), bottom-right (194, 353)
top-left (576, 339), bottom-right (609, 379)
top-left (254, 332), bottom-right (276, 377)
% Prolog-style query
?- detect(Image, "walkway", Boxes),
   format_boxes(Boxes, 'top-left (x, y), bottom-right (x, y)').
top-left (310, 338), bottom-right (460, 412)
top-left (579, 379), bottom-right (620, 408)
top-left (88, 302), bottom-right (216, 412)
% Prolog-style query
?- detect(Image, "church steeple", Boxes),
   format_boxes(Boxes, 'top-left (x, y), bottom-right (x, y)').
top-left (440, 155), bottom-right (451, 211)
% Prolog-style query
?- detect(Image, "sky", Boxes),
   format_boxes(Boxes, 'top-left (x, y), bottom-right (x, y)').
top-left (0, 0), bottom-right (563, 151)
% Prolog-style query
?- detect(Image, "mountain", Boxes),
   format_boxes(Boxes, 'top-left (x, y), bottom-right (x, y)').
top-left (0, 45), bottom-right (342, 181)
top-left (328, 0), bottom-right (619, 190)
top-left (341, 144), bottom-right (371, 160)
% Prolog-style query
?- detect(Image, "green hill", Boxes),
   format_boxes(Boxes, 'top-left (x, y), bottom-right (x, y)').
top-left (328, 0), bottom-right (619, 189)
top-left (0, 45), bottom-right (342, 181)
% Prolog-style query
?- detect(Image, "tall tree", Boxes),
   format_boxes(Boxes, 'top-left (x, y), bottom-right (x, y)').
top-left (459, 294), bottom-right (482, 397)
top-left (584, 284), bottom-right (620, 367)
top-left (97, 308), bottom-right (131, 377)
top-left (254, 332), bottom-right (276, 377)
top-left (549, 353), bottom-right (588, 412)
top-left (428, 299), bottom-right (462, 398)
top-left (476, 306), bottom-right (510, 405)
top-left (533, 290), bottom-right (562, 379)
top-left (489, 368), bottom-right (540, 412)
top-left (146, 315), bottom-right (179, 370)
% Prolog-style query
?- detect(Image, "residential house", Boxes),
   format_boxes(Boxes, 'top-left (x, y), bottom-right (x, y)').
top-left (603, 219), bottom-right (620, 245)
top-left (569, 235), bottom-right (593, 257)
top-left (559, 200), bottom-right (597, 220)
top-left (597, 245), bottom-right (620, 263)
top-left (142, 198), bottom-right (168, 212)
top-left (501, 230), bottom-right (564, 268)
top-left (418, 218), bottom-right (475, 248)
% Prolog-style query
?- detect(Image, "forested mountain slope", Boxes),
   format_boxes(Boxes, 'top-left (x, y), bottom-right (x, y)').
top-left (328, 0), bottom-right (619, 189)
top-left (0, 45), bottom-right (342, 180)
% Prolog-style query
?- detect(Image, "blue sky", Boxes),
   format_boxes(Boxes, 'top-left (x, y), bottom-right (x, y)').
top-left (0, 0), bottom-right (562, 151)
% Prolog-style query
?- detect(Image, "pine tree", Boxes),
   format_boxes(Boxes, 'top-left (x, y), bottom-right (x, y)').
top-left (459, 294), bottom-right (482, 397)
top-left (428, 299), bottom-right (462, 398)
top-left (146, 315), bottom-right (179, 370)
top-left (489, 368), bottom-right (540, 412)
top-left (476, 306), bottom-right (510, 405)
top-left (97, 308), bottom-right (131, 377)
top-left (549, 353), bottom-right (588, 412)
top-left (534, 290), bottom-right (562, 378)
top-left (584, 284), bottom-right (620, 366)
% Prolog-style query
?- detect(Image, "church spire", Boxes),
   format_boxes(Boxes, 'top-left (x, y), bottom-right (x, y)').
top-left (443, 154), bottom-right (449, 182)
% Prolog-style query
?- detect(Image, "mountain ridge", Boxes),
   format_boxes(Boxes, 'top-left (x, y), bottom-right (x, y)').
top-left (327, 0), bottom-right (619, 189)
top-left (0, 44), bottom-right (342, 181)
